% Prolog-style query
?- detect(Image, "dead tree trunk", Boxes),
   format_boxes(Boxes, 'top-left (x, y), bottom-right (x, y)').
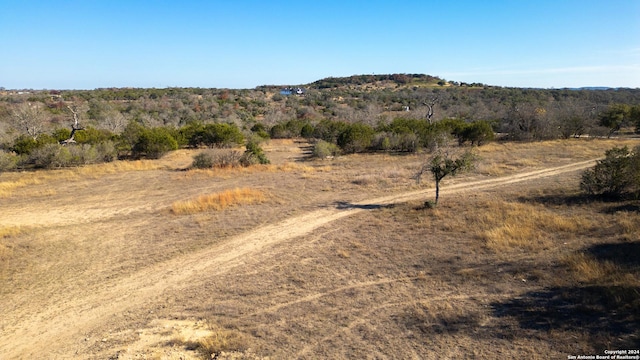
top-left (424, 97), bottom-right (438, 124)
top-left (60, 105), bottom-right (84, 145)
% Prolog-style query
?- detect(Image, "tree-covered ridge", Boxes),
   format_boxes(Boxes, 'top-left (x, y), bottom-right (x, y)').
top-left (309, 73), bottom-right (444, 88)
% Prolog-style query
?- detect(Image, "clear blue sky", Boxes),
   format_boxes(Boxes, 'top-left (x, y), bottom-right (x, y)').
top-left (1, 0), bottom-right (638, 89)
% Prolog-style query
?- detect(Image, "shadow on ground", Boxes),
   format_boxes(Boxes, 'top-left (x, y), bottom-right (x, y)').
top-left (334, 201), bottom-right (395, 210)
top-left (517, 192), bottom-right (640, 215)
top-left (491, 241), bottom-right (640, 350)
top-left (587, 241), bottom-right (640, 270)
top-left (398, 241), bottom-right (640, 352)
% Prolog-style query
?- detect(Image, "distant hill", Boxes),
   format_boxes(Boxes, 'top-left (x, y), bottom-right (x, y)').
top-left (308, 73), bottom-right (450, 89)
top-left (566, 87), bottom-right (616, 91)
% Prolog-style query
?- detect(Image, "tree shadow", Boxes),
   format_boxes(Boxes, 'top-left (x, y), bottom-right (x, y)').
top-left (602, 203), bottom-right (640, 214)
top-left (491, 241), bottom-right (640, 349)
top-left (517, 192), bottom-right (640, 215)
top-left (491, 285), bottom-right (640, 348)
top-left (516, 192), bottom-right (594, 206)
top-left (587, 241), bottom-right (640, 271)
top-left (334, 201), bottom-right (394, 210)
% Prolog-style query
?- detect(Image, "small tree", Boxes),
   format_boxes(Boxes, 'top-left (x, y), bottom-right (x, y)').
top-left (453, 120), bottom-right (495, 146)
top-left (132, 127), bottom-right (178, 159)
top-left (581, 146), bottom-right (640, 197)
top-left (337, 123), bottom-right (374, 153)
top-left (312, 140), bottom-right (340, 158)
top-left (201, 123), bottom-right (244, 148)
top-left (241, 139), bottom-right (270, 166)
top-left (599, 103), bottom-right (631, 138)
top-left (631, 105), bottom-right (640, 134)
top-left (417, 148), bottom-right (475, 206)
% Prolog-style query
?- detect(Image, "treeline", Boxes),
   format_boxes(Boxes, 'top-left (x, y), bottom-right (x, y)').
top-left (268, 117), bottom-right (494, 156)
top-left (2, 76), bottom-right (639, 139)
top-left (0, 121), bottom-right (253, 170)
top-left (2, 74), bottom-right (640, 171)
top-left (0, 112), bottom-right (495, 170)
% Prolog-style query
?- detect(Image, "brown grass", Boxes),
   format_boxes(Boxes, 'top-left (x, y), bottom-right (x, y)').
top-left (613, 211), bottom-right (640, 240)
top-left (0, 178), bottom-right (42, 198)
top-left (192, 325), bottom-right (247, 357)
top-left (471, 200), bottom-right (594, 253)
top-left (0, 226), bottom-right (21, 238)
top-left (476, 138), bottom-right (640, 176)
top-left (3, 138), bottom-right (640, 358)
top-left (0, 160), bottom-right (161, 198)
top-left (171, 187), bottom-right (267, 214)
top-left (563, 253), bottom-right (624, 283)
top-left (0, 226), bottom-right (21, 260)
top-left (177, 162), bottom-right (331, 181)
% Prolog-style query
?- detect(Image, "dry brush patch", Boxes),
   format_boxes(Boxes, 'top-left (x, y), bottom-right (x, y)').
top-left (171, 188), bottom-right (267, 215)
top-left (471, 199), bottom-right (595, 253)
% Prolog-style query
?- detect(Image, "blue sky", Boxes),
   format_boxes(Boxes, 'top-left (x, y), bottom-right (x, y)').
top-left (0, 0), bottom-right (638, 89)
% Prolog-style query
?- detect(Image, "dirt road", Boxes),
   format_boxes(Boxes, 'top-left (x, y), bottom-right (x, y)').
top-left (0, 159), bottom-right (597, 359)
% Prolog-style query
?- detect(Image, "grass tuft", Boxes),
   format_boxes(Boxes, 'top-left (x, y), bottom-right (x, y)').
top-left (171, 188), bottom-right (266, 215)
top-left (193, 325), bottom-right (247, 357)
top-left (0, 226), bottom-right (21, 238)
top-left (563, 253), bottom-right (622, 283)
top-left (0, 226), bottom-right (21, 260)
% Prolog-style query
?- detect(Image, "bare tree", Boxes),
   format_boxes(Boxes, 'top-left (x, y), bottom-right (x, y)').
top-left (101, 109), bottom-right (127, 134)
top-left (423, 97), bottom-right (438, 124)
top-left (11, 102), bottom-right (47, 139)
top-left (60, 105), bottom-right (85, 145)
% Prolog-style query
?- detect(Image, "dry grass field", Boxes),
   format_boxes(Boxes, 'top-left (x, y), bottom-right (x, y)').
top-left (1, 138), bottom-right (639, 359)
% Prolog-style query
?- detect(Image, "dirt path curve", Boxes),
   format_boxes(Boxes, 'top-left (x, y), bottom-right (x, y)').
top-left (0, 159), bottom-right (596, 359)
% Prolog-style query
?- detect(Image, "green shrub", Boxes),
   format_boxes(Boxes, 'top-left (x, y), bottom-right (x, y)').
top-left (300, 123), bottom-right (314, 138)
top-left (117, 121), bottom-right (146, 155)
top-left (241, 140), bottom-right (270, 166)
top-left (312, 119), bottom-right (349, 143)
top-left (581, 146), bottom-right (640, 197)
top-left (192, 152), bottom-right (214, 169)
top-left (29, 143), bottom-right (71, 168)
top-left (312, 140), bottom-right (340, 158)
top-left (250, 123), bottom-right (270, 139)
top-left (383, 117), bottom-right (442, 149)
top-left (67, 144), bottom-right (101, 165)
top-left (11, 134), bottom-right (57, 155)
top-left (52, 128), bottom-right (72, 143)
top-left (74, 126), bottom-right (114, 144)
top-left (269, 124), bottom-right (287, 139)
top-left (180, 121), bottom-right (205, 148)
top-left (455, 120), bottom-right (495, 146)
top-left (0, 151), bottom-right (18, 172)
top-left (201, 123), bottom-right (244, 148)
top-left (372, 133), bottom-right (392, 151)
top-left (132, 127), bottom-right (179, 159)
top-left (337, 123), bottom-right (374, 153)
top-left (269, 119), bottom-right (311, 139)
top-left (94, 141), bottom-right (117, 162)
top-left (11, 135), bottom-right (38, 155)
